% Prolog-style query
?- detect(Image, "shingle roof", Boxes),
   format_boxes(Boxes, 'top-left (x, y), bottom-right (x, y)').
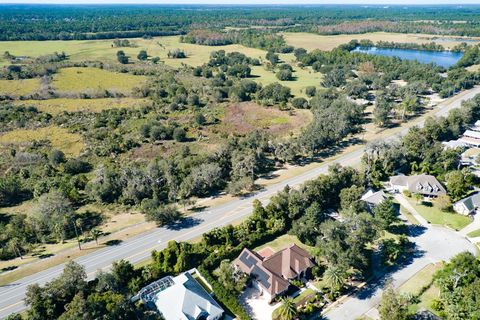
top-left (455, 193), bottom-right (480, 212)
top-left (234, 244), bottom-right (314, 297)
top-left (361, 189), bottom-right (387, 206)
top-left (390, 174), bottom-right (446, 196)
top-left (154, 272), bottom-right (224, 320)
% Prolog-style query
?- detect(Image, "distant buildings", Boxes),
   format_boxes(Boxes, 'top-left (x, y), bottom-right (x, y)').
top-left (453, 192), bottom-right (480, 215)
top-left (389, 174), bottom-right (447, 198)
top-left (443, 120), bottom-right (480, 148)
top-left (134, 268), bottom-right (224, 320)
top-left (234, 244), bottom-right (314, 302)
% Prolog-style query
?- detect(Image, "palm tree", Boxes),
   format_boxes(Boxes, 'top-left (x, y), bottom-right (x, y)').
top-left (323, 265), bottom-right (347, 294)
top-left (90, 228), bottom-right (101, 246)
top-left (277, 297), bottom-right (297, 320)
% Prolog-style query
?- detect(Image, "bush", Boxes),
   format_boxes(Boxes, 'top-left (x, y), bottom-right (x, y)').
top-left (292, 97), bottom-right (308, 109)
top-left (173, 127), bottom-right (186, 142)
top-left (305, 86), bottom-right (316, 97)
top-left (276, 69), bottom-right (293, 81)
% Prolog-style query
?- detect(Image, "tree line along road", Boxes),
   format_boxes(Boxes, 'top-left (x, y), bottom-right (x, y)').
top-left (1, 86), bottom-right (480, 318)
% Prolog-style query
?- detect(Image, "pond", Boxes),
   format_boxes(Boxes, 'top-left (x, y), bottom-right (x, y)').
top-left (352, 47), bottom-right (464, 68)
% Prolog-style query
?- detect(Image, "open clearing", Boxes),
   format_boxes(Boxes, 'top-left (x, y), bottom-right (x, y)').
top-left (0, 36), bottom-right (267, 68)
top-left (0, 125), bottom-right (84, 156)
top-left (16, 97), bottom-right (151, 115)
top-left (0, 78), bottom-right (40, 97)
top-left (254, 234), bottom-right (314, 253)
top-left (221, 101), bottom-right (312, 136)
top-left (282, 32), bottom-right (479, 52)
top-left (251, 65), bottom-right (323, 97)
top-left (52, 67), bottom-right (146, 95)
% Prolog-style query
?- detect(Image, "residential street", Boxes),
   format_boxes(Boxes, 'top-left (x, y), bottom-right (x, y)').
top-left (323, 194), bottom-right (478, 320)
top-left (1, 87), bottom-right (480, 318)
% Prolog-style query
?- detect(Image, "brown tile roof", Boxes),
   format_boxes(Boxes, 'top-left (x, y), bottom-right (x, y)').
top-left (234, 244), bottom-right (314, 297)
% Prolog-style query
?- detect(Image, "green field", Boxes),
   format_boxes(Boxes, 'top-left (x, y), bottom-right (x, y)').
top-left (408, 199), bottom-right (472, 231)
top-left (251, 65), bottom-right (323, 97)
top-left (467, 229), bottom-right (480, 238)
top-left (0, 125), bottom-right (84, 156)
top-left (0, 36), bottom-right (267, 68)
top-left (52, 67), bottom-right (147, 95)
top-left (0, 78), bottom-right (40, 97)
top-left (16, 97), bottom-right (151, 115)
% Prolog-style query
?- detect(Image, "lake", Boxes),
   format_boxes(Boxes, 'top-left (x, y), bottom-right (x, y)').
top-left (352, 47), bottom-right (464, 68)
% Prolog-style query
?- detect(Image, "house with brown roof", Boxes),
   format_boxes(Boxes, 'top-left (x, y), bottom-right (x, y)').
top-left (233, 244), bottom-right (314, 302)
top-left (389, 174), bottom-right (446, 198)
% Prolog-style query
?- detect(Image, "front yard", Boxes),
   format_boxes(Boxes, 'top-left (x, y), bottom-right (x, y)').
top-left (254, 234), bottom-right (314, 254)
top-left (407, 199), bottom-right (471, 230)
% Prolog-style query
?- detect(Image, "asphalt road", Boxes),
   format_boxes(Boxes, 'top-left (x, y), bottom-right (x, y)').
top-left (1, 86), bottom-right (479, 318)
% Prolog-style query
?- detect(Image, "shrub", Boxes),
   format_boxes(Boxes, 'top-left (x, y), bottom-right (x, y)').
top-left (173, 127), bottom-right (186, 142)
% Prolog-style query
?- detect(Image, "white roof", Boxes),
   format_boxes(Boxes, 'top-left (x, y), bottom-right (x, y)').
top-left (442, 140), bottom-right (467, 149)
top-left (155, 272), bottom-right (224, 320)
top-left (463, 130), bottom-right (480, 140)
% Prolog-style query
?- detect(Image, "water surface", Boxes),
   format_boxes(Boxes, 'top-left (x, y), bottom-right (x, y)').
top-left (353, 47), bottom-right (464, 68)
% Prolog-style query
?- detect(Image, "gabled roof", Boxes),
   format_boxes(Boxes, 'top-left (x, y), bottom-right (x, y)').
top-left (154, 272), bottom-right (224, 320)
top-left (454, 192), bottom-right (480, 212)
top-left (234, 244), bottom-right (314, 297)
top-left (361, 189), bottom-right (387, 206)
top-left (463, 130), bottom-right (480, 140)
top-left (390, 174), bottom-right (446, 196)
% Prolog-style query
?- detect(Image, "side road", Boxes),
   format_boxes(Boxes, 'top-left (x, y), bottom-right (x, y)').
top-left (323, 194), bottom-right (478, 320)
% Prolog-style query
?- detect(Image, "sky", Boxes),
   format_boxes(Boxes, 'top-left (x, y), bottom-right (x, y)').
top-left (3, 0), bottom-right (480, 4)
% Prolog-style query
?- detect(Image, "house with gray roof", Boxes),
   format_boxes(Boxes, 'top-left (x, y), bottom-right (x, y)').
top-left (389, 174), bottom-right (446, 198)
top-left (361, 189), bottom-right (388, 212)
top-left (453, 192), bottom-right (480, 216)
top-left (135, 268), bottom-right (224, 320)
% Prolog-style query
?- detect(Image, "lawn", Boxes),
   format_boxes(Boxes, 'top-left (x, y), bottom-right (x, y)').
top-left (399, 206), bottom-right (421, 225)
top-left (467, 229), bottom-right (480, 238)
top-left (0, 125), bottom-right (84, 156)
top-left (282, 32), bottom-right (478, 52)
top-left (16, 97), bottom-right (151, 115)
top-left (52, 67), bottom-right (146, 95)
top-left (0, 78), bottom-right (40, 97)
top-left (408, 199), bottom-right (472, 231)
top-left (398, 263), bottom-right (441, 296)
top-left (251, 65), bottom-right (323, 97)
top-left (254, 234), bottom-right (314, 254)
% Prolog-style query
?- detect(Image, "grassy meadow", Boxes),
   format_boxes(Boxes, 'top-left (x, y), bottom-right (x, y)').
top-left (0, 125), bottom-right (85, 156)
top-left (282, 32), bottom-right (479, 52)
top-left (0, 78), bottom-right (41, 96)
top-left (52, 67), bottom-right (147, 95)
top-left (0, 36), bottom-right (267, 68)
top-left (251, 65), bottom-right (322, 97)
top-left (16, 97), bottom-right (151, 115)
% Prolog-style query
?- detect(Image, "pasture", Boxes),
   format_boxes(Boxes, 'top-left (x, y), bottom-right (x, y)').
top-left (0, 125), bottom-right (85, 156)
top-left (251, 65), bottom-right (323, 97)
top-left (0, 78), bottom-right (40, 97)
top-left (16, 97), bottom-right (151, 115)
top-left (52, 67), bottom-right (146, 95)
top-left (282, 32), bottom-right (479, 52)
top-left (0, 36), bottom-right (267, 68)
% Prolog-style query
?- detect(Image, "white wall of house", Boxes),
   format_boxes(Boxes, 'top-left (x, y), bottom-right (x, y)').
top-left (453, 203), bottom-right (472, 216)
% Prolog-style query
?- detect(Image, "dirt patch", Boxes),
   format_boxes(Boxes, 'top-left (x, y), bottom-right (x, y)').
top-left (222, 102), bottom-right (311, 136)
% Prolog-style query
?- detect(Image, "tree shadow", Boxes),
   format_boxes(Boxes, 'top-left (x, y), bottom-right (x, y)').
top-left (165, 216), bottom-right (203, 231)
top-left (353, 244), bottom-right (426, 301)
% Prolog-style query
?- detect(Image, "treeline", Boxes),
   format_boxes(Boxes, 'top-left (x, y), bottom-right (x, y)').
top-left (357, 40), bottom-right (448, 52)
top-left (3, 4), bottom-right (480, 41)
top-left (16, 163), bottom-right (397, 319)
top-left (181, 29), bottom-right (293, 53)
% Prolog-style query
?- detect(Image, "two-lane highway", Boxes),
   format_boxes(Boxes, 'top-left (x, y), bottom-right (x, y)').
top-left (1, 86), bottom-right (479, 318)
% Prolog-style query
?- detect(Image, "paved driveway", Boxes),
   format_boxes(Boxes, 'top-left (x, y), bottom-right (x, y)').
top-left (324, 198), bottom-right (478, 320)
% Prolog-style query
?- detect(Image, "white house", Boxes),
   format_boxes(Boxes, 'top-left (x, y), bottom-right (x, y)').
top-left (453, 193), bottom-right (480, 216)
top-left (389, 174), bottom-right (447, 197)
top-left (135, 269), bottom-right (224, 320)
top-left (460, 130), bottom-right (480, 147)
